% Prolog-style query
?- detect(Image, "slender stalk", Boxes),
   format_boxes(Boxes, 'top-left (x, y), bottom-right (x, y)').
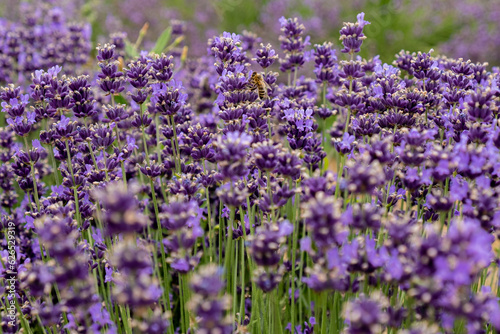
top-left (203, 160), bottom-right (214, 261)
top-left (344, 107), bottom-right (351, 133)
top-left (114, 126), bottom-right (128, 189)
top-left (65, 140), bottom-right (81, 225)
top-left (119, 305), bottom-right (132, 334)
top-left (232, 240), bottom-right (239, 332)
top-left (23, 137), bottom-right (40, 211)
top-left (149, 177), bottom-right (172, 322)
top-left (290, 180), bottom-right (300, 333)
top-left (320, 292), bottom-right (328, 334)
top-left (225, 206), bottom-right (236, 294)
top-left (238, 238), bottom-right (246, 325)
top-left (179, 275), bottom-right (187, 334)
top-left (274, 288), bottom-right (283, 334)
top-left (170, 115), bottom-right (181, 174)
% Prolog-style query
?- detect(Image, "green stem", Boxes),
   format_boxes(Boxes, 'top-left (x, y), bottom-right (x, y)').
top-left (170, 115), bottom-right (181, 174)
top-left (119, 305), bottom-right (132, 334)
top-left (290, 180), bottom-right (300, 333)
top-left (344, 107), bottom-right (351, 133)
top-left (65, 140), bottom-right (81, 226)
top-left (203, 161), bottom-right (214, 261)
top-left (238, 238), bottom-right (246, 325)
top-left (274, 288), bottom-right (283, 334)
top-left (114, 126), bottom-right (128, 189)
top-left (320, 292), bottom-right (328, 334)
top-left (225, 206), bottom-right (236, 294)
top-left (23, 137), bottom-right (41, 211)
top-left (179, 276), bottom-right (186, 334)
top-left (232, 239), bottom-right (239, 332)
top-left (406, 190), bottom-right (411, 214)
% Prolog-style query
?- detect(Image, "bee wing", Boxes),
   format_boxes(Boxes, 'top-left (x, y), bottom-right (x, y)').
top-left (263, 79), bottom-right (272, 97)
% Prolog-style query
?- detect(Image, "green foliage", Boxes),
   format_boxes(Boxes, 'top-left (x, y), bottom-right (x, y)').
top-left (125, 40), bottom-right (139, 58)
top-left (113, 94), bottom-right (129, 106)
top-left (152, 27), bottom-right (172, 54)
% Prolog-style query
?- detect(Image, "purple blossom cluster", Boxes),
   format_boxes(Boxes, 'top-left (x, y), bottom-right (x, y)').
top-left (0, 6), bottom-right (499, 334)
top-left (0, 1), bottom-right (91, 85)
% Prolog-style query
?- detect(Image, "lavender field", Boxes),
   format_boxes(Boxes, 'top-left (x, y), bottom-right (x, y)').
top-left (0, 1), bottom-right (500, 333)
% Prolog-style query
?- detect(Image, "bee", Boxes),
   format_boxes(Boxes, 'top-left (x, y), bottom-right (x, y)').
top-left (247, 72), bottom-right (271, 100)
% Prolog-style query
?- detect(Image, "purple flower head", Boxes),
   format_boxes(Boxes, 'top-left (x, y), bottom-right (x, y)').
top-left (254, 43), bottom-right (279, 68)
top-left (1, 94), bottom-right (29, 118)
top-left (110, 31), bottom-right (127, 51)
top-left (286, 317), bottom-right (315, 334)
top-left (91, 124), bottom-right (116, 150)
top-left (279, 17), bottom-right (311, 72)
top-left (126, 135), bottom-right (138, 151)
top-left (160, 199), bottom-right (199, 230)
top-left (276, 151), bottom-right (302, 179)
top-left (254, 266), bottom-right (285, 292)
top-left (190, 264), bottom-right (225, 297)
top-left (302, 192), bottom-right (347, 249)
top-left (300, 237), bottom-right (313, 254)
top-left (216, 181), bottom-right (249, 208)
top-left (35, 216), bottom-right (88, 286)
top-left (466, 89), bottom-right (495, 123)
top-left (97, 43), bottom-right (118, 62)
top-left (349, 202), bottom-right (382, 231)
top-left (314, 42), bottom-right (337, 68)
top-left (216, 68), bottom-right (249, 96)
top-left (96, 44), bottom-right (124, 95)
top-left (89, 303), bottom-right (116, 332)
top-left (125, 56), bottom-right (151, 89)
top-left (112, 270), bottom-right (162, 307)
top-left (189, 264), bottom-right (232, 333)
top-left (425, 189), bottom-right (453, 212)
top-left (411, 50), bottom-right (441, 82)
top-left (357, 12), bottom-right (371, 28)
top-left (279, 16), bottom-right (305, 41)
top-left (7, 113), bottom-right (35, 137)
top-left (385, 249), bottom-right (404, 281)
top-left (151, 80), bottom-right (187, 116)
top-left (333, 132), bottom-right (356, 155)
top-left (345, 154), bottom-right (385, 194)
top-left (252, 141), bottom-right (279, 171)
top-left (374, 63), bottom-right (400, 77)
top-left (69, 75), bottom-right (96, 118)
top-left (214, 131), bottom-right (252, 180)
top-left (429, 218), bottom-right (495, 288)
top-left (209, 32), bottom-right (246, 75)
top-left (0, 84), bottom-right (21, 103)
top-left (149, 53), bottom-right (174, 82)
top-left (250, 220), bottom-right (293, 267)
top-left (111, 241), bottom-right (152, 275)
top-left (170, 257), bottom-right (200, 274)
top-left (241, 30), bottom-right (261, 52)
top-left (47, 65), bottom-right (62, 78)
top-left (92, 182), bottom-right (149, 236)
top-left (313, 42), bottom-right (337, 84)
top-left (343, 293), bottom-right (389, 334)
top-left (282, 107), bottom-right (316, 149)
top-left (302, 262), bottom-right (350, 292)
top-left (339, 13), bottom-right (370, 54)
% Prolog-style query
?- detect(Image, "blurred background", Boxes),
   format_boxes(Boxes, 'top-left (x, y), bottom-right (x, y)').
top-left (0, 0), bottom-right (499, 66)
